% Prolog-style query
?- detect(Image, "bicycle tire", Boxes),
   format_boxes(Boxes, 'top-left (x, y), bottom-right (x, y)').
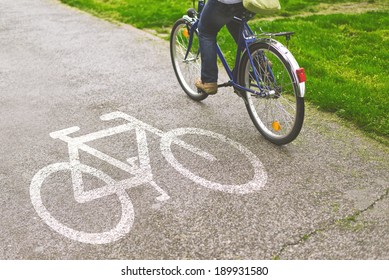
top-left (30, 162), bottom-right (134, 244)
top-left (170, 18), bottom-right (208, 101)
top-left (160, 128), bottom-right (267, 194)
top-left (239, 40), bottom-right (305, 145)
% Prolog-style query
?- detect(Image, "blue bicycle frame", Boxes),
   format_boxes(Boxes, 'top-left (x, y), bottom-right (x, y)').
top-left (184, 15), bottom-right (275, 98)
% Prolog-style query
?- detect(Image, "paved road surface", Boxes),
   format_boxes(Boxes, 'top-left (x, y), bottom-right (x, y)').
top-left (1, 0), bottom-right (388, 259)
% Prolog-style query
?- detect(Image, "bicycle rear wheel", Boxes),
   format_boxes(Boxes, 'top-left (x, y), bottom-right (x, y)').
top-left (170, 18), bottom-right (208, 101)
top-left (239, 40), bottom-right (305, 145)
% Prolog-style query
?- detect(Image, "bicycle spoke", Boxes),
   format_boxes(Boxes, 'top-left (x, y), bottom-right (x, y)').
top-left (240, 41), bottom-right (304, 144)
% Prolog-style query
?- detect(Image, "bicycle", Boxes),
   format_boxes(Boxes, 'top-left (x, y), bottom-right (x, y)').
top-left (170, 0), bottom-right (306, 145)
top-left (30, 111), bottom-right (267, 244)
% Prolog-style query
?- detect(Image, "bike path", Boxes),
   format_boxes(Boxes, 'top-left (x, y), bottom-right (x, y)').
top-left (0, 0), bottom-right (388, 259)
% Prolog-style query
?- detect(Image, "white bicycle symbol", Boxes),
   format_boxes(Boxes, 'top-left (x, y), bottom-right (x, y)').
top-left (30, 111), bottom-right (267, 244)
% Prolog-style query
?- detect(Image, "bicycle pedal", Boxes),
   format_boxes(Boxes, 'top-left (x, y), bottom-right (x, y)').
top-left (218, 82), bottom-right (231, 88)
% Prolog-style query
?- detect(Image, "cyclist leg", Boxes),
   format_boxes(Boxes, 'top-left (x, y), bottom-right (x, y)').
top-left (225, 3), bottom-right (247, 44)
top-left (197, 0), bottom-right (244, 92)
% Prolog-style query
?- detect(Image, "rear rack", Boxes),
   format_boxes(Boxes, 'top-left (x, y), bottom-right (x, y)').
top-left (260, 31), bottom-right (295, 41)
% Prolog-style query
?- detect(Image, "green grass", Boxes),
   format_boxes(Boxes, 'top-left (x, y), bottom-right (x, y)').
top-left (60, 0), bottom-right (379, 28)
top-left (61, 0), bottom-right (378, 29)
top-left (59, 0), bottom-right (389, 143)
top-left (60, 0), bottom-right (194, 28)
top-left (278, 0), bottom-right (375, 15)
top-left (231, 12), bottom-right (389, 139)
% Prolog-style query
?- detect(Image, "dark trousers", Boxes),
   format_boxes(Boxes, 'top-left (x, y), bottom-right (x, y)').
top-left (198, 0), bottom-right (246, 83)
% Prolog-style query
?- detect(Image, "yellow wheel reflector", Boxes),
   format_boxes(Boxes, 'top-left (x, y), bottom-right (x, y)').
top-left (272, 121), bottom-right (281, 131)
top-left (183, 29), bottom-right (189, 38)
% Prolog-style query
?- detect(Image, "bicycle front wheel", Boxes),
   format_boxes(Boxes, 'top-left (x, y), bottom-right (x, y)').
top-left (239, 40), bottom-right (305, 145)
top-left (170, 18), bottom-right (208, 101)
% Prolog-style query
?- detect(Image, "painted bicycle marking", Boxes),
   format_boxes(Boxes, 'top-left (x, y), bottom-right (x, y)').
top-left (30, 111), bottom-right (267, 244)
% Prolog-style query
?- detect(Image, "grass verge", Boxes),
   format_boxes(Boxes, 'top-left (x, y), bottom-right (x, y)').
top-left (59, 0), bottom-right (389, 143)
top-left (227, 12), bottom-right (389, 141)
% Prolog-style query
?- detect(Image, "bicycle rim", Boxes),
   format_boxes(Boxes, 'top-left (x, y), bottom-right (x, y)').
top-left (170, 19), bottom-right (207, 101)
top-left (239, 42), bottom-right (304, 145)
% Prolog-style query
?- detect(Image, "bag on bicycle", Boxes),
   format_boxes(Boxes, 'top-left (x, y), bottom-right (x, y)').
top-left (243, 0), bottom-right (281, 15)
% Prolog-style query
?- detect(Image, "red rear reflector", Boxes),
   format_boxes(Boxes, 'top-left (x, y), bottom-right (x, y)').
top-left (296, 68), bottom-right (306, 83)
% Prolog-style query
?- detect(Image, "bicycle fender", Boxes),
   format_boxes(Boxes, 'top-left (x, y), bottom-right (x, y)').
top-left (246, 38), bottom-right (306, 98)
top-left (184, 20), bottom-right (199, 61)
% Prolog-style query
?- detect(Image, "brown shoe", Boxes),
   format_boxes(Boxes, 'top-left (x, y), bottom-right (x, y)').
top-left (195, 79), bottom-right (218, 95)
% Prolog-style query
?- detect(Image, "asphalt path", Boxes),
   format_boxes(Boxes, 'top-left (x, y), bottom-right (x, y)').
top-left (1, 0), bottom-right (388, 259)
